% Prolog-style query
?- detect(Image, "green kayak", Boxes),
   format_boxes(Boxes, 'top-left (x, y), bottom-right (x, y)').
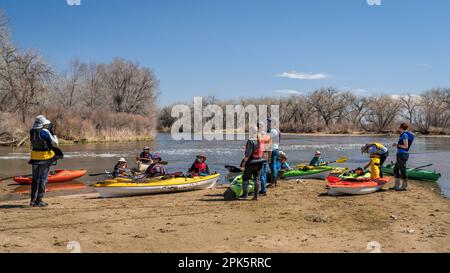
top-left (281, 166), bottom-right (334, 180)
top-left (381, 163), bottom-right (441, 182)
top-left (226, 175), bottom-right (255, 199)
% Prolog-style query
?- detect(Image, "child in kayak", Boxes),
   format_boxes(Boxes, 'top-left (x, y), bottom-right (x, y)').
top-left (113, 158), bottom-right (131, 178)
top-left (309, 151), bottom-right (329, 166)
top-left (145, 153), bottom-right (167, 178)
top-left (188, 153), bottom-right (210, 176)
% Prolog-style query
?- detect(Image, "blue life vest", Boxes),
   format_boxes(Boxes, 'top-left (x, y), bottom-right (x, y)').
top-left (398, 131), bottom-right (414, 153)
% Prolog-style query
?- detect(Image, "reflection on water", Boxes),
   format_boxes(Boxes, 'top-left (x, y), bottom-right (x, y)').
top-left (1, 133), bottom-right (449, 200)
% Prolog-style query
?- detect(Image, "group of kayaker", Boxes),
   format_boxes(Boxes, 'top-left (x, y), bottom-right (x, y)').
top-left (26, 113), bottom-right (415, 206)
top-left (114, 150), bottom-right (211, 179)
top-left (359, 123), bottom-right (414, 191)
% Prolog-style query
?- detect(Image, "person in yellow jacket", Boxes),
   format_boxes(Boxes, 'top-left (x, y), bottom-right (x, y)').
top-left (362, 143), bottom-right (389, 179)
top-left (29, 115), bottom-right (59, 207)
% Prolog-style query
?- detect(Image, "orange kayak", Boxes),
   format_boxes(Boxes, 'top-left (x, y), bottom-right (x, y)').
top-left (12, 182), bottom-right (87, 194)
top-left (326, 176), bottom-right (390, 195)
top-left (13, 169), bottom-right (87, 185)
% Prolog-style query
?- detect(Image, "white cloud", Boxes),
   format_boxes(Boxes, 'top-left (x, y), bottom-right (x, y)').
top-left (277, 71), bottom-right (329, 80)
top-left (274, 89), bottom-right (304, 95)
top-left (415, 63), bottom-right (430, 67)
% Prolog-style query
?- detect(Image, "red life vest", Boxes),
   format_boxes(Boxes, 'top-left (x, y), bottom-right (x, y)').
top-left (193, 161), bottom-right (208, 173)
top-left (251, 139), bottom-right (264, 159)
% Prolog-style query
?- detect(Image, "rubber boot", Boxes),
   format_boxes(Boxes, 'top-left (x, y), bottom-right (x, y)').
top-left (398, 179), bottom-right (408, 191)
top-left (241, 181), bottom-right (249, 199)
top-left (390, 178), bottom-right (401, 190)
top-left (34, 199), bottom-right (48, 207)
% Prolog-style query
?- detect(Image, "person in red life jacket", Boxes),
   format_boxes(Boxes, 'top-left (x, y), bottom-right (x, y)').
top-left (391, 123), bottom-right (415, 191)
top-left (145, 153), bottom-right (167, 178)
top-left (188, 153), bottom-right (210, 176)
top-left (240, 126), bottom-right (266, 201)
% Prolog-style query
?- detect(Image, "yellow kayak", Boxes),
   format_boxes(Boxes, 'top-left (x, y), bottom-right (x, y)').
top-left (94, 173), bottom-right (220, 198)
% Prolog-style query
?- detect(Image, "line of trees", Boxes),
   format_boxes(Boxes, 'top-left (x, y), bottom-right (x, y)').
top-left (0, 11), bottom-right (158, 144)
top-left (159, 88), bottom-right (450, 135)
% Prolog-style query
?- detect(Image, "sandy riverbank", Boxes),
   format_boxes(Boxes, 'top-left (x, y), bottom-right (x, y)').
top-left (0, 179), bottom-right (449, 253)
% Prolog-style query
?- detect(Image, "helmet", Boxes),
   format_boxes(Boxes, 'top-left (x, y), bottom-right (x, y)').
top-left (118, 157), bottom-right (127, 163)
top-left (143, 146), bottom-right (150, 151)
top-left (315, 151), bottom-right (321, 155)
top-left (152, 153), bottom-right (162, 160)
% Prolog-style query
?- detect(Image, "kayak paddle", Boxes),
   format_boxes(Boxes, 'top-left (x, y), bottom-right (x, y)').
top-left (225, 165), bottom-right (242, 173)
top-left (296, 157), bottom-right (348, 169)
top-left (412, 164), bottom-right (433, 170)
top-left (0, 174), bottom-right (31, 182)
top-left (89, 170), bottom-right (112, 177)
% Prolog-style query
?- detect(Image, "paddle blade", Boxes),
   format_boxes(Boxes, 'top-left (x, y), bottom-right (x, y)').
top-left (334, 157), bottom-right (348, 164)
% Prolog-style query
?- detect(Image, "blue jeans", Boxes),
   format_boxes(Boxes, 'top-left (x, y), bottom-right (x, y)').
top-left (270, 149), bottom-right (279, 178)
top-left (260, 162), bottom-right (267, 193)
top-left (31, 163), bottom-right (51, 201)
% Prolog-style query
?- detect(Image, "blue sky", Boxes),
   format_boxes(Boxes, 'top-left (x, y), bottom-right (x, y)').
top-left (1, 0), bottom-right (449, 105)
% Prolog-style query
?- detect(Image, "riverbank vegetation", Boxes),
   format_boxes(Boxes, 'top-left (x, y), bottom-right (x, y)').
top-left (159, 88), bottom-right (450, 135)
top-left (0, 10), bottom-right (158, 146)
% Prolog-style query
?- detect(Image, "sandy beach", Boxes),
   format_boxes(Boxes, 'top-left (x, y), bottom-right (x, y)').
top-left (0, 178), bottom-right (449, 253)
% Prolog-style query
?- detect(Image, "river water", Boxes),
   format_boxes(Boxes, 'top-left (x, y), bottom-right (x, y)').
top-left (0, 133), bottom-right (449, 201)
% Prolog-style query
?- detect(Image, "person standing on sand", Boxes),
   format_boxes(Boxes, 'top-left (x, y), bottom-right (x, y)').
top-left (240, 127), bottom-right (266, 201)
top-left (258, 121), bottom-right (271, 196)
top-left (28, 115), bottom-right (59, 207)
top-left (391, 123), bottom-right (414, 191)
top-left (267, 118), bottom-right (280, 184)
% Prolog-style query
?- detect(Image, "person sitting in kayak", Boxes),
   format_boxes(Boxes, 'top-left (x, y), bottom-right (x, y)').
top-left (188, 153), bottom-right (210, 176)
top-left (145, 153), bottom-right (167, 178)
top-left (136, 146), bottom-right (153, 164)
top-left (361, 143), bottom-right (389, 179)
top-left (276, 151), bottom-right (293, 171)
top-left (309, 151), bottom-right (329, 166)
top-left (113, 158), bottom-right (131, 178)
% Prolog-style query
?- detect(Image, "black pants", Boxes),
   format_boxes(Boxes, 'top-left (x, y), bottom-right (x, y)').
top-left (393, 153), bottom-right (409, 180)
top-left (379, 152), bottom-right (389, 178)
top-left (31, 163), bottom-right (51, 202)
top-left (242, 162), bottom-right (263, 198)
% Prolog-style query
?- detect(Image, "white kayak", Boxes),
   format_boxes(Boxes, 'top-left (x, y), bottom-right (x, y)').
top-left (94, 173), bottom-right (220, 198)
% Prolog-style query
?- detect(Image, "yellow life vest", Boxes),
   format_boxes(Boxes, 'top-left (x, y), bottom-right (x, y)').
top-left (373, 142), bottom-right (386, 149)
top-left (30, 150), bottom-right (55, 161)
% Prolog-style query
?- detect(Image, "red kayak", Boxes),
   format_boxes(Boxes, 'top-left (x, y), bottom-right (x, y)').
top-left (13, 169), bottom-right (87, 185)
top-left (326, 176), bottom-right (390, 196)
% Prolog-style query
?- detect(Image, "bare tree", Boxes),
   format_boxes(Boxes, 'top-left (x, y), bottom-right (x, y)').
top-left (0, 10), bottom-right (9, 46)
top-left (58, 59), bottom-right (86, 109)
top-left (0, 48), bottom-right (53, 123)
top-left (101, 58), bottom-right (158, 115)
top-left (346, 94), bottom-right (369, 130)
top-left (399, 94), bottom-right (419, 125)
top-left (308, 88), bottom-right (347, 127)
top-left (81, 62), bottom-right (106, 110)
top-left (365, 96), bottom-right (401, 132)
top-left (415, 89), bottom-right (450, 133)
